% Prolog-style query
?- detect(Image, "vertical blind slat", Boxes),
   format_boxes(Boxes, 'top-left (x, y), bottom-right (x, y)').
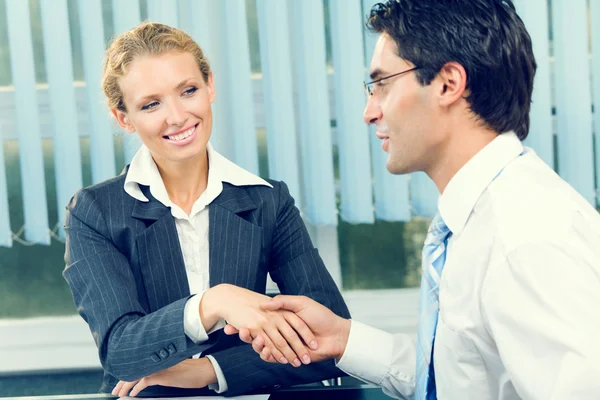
top-left (6, 0), bottom-right (50, 244)
top-left (146, 0), bottom-right (179, 27)
top-left (552, 0), bottom-right (595, 204)
top-left (220, 0), bottom-right (260, 175)
top-left (112, 0), bottom-right (142, 165)
top-left (290, 0), bottom-right (337, 225)
top-left (0, 134), bottom-right (12, 247)
top-left (516, 0), bottom-right (555, 168)
top-left (256, 0), bottom-right (302, 204)
top-left (187, 0), bottom-right (233, 160)
top-left (40, 0), bottom-right (83, 238)
top-left (329, 0), bottom-right (374, 223)
top-left (409, 173), bottom-right (439, 218)
top-left (78, 0), bottom-right (116, 183)
top-left (362, 0), bottom-right (411, 222)
top-left (591, 0), bottom-right (600, 206)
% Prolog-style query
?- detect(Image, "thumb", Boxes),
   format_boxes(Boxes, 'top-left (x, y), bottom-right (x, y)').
top-left (260, 295), bottom-right (309, 313)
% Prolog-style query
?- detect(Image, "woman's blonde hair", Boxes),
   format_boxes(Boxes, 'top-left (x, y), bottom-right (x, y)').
top-left (102, 22), bottom-right (211, 112)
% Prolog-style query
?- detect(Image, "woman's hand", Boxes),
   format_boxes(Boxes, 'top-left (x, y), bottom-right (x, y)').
top-left (226, 295), bottom-right (351, 365)
top-left (202, 284), bottom-right (316, 366)
top-left (111, 358), bottom-right (216, 397)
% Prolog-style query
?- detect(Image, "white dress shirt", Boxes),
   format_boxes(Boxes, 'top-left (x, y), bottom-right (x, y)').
top-left (124, 142), bottom-right (272, 393)
top-left (337, 132), bottom-right (600, 399)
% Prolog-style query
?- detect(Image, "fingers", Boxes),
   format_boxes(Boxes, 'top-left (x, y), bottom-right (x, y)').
top-left (283, 311), bottom-right (318, 351)
top-left (111, 381), bottom-right (124, 396)
top-left (252, 334), bottom-right (265, 354)
top-left (274, 313), bottom-right (312, 364)
top-left (258, 329), bottom-right (293, 366)
top-left (114, 380), bottom-right (139, 398)
top-left (260, 295), bottom-right (309, 312)
top-left (238, 327), bottom-right (253, 344)
top-left (130, 377), bottom-right (151, 397)
top-left (223, 324), bottom-right (239, 335)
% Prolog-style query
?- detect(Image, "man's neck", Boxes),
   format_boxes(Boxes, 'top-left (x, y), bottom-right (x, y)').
top-left (426, 126), bottom-right (499, 194)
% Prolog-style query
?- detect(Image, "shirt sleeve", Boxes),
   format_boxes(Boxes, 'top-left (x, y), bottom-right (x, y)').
top-left (481, 236), bottom-right (600, 400)
top-left (336, 320), bottom-right (416, 399)
top-left (183, 292), bottom-right (227, 343)
top-left (206, 355), bottom-right (228, 393)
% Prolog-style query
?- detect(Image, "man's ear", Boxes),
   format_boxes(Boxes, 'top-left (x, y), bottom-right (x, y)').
top-left (112, 109), bottom-right (136, 133)
top-left (436, 61), bottom-right (468, 107)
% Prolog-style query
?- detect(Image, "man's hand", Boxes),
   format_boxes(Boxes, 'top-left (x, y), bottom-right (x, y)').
top-left (225, 295), bottom-right (352, 364)
top-left (202, 284), bottom-right (316, 366)
top-left (111, 358), bottom-right (216, 397)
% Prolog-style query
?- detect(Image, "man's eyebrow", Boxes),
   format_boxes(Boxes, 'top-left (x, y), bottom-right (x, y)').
top-left (369, 68), bottom-right (384, 80)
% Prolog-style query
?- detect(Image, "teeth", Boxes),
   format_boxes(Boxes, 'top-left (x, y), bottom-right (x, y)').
top-left (167, 126), bottom-right (195, 141)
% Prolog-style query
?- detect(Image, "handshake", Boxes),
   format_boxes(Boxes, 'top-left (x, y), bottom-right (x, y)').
top-left (113, 285), bottom-right (351, 397)
top-left (217, 285), bottom-right (352, 367)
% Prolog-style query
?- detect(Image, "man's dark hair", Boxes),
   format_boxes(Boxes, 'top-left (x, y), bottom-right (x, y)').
top-left (367, 0), bottom-right (536, 140)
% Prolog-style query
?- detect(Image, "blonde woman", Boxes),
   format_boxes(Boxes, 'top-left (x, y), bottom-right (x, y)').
top-left (63, 22), bottom-right (349, 397)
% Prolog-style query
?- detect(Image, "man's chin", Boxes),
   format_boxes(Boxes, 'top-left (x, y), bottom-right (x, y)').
top-left (386, 159), bottom-right (415, 176)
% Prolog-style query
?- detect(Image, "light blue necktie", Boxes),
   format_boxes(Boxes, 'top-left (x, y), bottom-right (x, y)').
top-left (415, 212), bottom-right (452, 400)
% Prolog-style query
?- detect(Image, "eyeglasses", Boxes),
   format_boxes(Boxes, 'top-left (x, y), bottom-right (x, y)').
top-left (364, 66), bottom-right (421, 97)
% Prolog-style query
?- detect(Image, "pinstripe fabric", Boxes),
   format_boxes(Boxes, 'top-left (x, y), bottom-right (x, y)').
top-left (63, 169), bottom-right (350, 396)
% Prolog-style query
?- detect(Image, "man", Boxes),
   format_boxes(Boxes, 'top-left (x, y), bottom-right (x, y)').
top-left (231, 0), bottom-right (600, 399)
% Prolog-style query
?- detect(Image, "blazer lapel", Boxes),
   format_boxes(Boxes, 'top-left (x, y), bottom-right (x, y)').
top-left (132, 185), bottom-right (190, 312)
top-left (209, 184), bottom-right (264, 289)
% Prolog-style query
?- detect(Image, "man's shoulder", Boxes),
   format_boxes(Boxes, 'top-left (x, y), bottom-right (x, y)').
top-left (485, 154), bottom-right (594, 249)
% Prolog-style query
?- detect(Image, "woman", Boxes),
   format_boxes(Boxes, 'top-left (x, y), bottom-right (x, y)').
top-left (63, 22), bottom-right (349, 397)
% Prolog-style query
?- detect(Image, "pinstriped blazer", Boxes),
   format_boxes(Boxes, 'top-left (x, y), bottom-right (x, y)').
top-left (63, 170), bottom-right (350, 396)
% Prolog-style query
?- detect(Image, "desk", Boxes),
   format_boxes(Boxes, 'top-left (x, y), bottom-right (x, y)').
top-left (0, 385), bottom-right (394, 400)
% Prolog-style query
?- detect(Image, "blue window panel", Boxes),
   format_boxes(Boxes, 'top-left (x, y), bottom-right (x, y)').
top-left (187, 0), bottom-right (234, 161)
top-left (147, 0), bottom-right (179, 28)
top-left (220, 0), bottom-right (260, 176)
top-left (362, 0), bottom-right (410, 222)
top-left (40, 0), bottom-right (83, 239)
top-left (329, 0), bottom-right (373, 223)
top-left (6, 0), bottom-right (50, 245)
top-left (515, 0), bottom-right (554, 168)
top-left (78, 0), bottom-right (116, 183)
top-left (290, 0), bottom-right (337, 226)
top-left (0, 137), bottom-right (11, 247)
top-left (552, 0), bottom-right (595, 204)
top-left (256, 0), bottom-right (302, 205)
top-left (591, 0), bottom-right (600, 206)
top-left (410, 172), bottom-right (439, 219)
top-left (112, 0), bottom-right (143, 165)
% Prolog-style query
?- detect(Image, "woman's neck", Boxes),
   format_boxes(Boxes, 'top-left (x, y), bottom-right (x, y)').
top-left (153, 150), bottom-right (209, 215)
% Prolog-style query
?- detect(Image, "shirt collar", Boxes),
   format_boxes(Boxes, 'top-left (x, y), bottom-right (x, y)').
top-left (124, 142), bottom-right (272, 210)
top-left (438, 131), bottom-right (524, 235)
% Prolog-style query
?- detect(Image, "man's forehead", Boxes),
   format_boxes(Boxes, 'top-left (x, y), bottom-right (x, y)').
top-left (369, 34), bottom-right (403, 75)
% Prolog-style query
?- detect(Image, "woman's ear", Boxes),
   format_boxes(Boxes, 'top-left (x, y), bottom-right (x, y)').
top-left (111, 109), bottom-right (136, 133)
top-left (207, 72), bottom-right (216, 104)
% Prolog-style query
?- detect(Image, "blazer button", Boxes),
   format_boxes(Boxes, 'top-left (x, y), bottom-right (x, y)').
top-left (167, 344), bottom-right (177, 355)
top-left (159, 349), bottom-right (169, 359)
top-left (151, 353), bottom-right (161, 362)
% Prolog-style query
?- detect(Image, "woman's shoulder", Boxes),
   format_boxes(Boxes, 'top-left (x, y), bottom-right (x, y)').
top-left (68, 172), bottom-right (131, 212)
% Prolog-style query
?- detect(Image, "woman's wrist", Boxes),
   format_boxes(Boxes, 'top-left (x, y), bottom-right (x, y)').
top-left (199, 284), bottom-right (228, 331)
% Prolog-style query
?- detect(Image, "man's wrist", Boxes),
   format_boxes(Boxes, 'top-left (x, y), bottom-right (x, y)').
top-left (335, 318), bottom-right (352, 360)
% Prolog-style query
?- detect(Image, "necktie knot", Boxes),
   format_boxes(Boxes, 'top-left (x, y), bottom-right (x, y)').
top-left (424, 213), bottom-right (451, 247)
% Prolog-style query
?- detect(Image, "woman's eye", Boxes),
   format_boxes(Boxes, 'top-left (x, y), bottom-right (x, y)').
top-left (141, 101), bottom-right (159, 111)
top-left (183, 87), bottom-right (198, 96)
